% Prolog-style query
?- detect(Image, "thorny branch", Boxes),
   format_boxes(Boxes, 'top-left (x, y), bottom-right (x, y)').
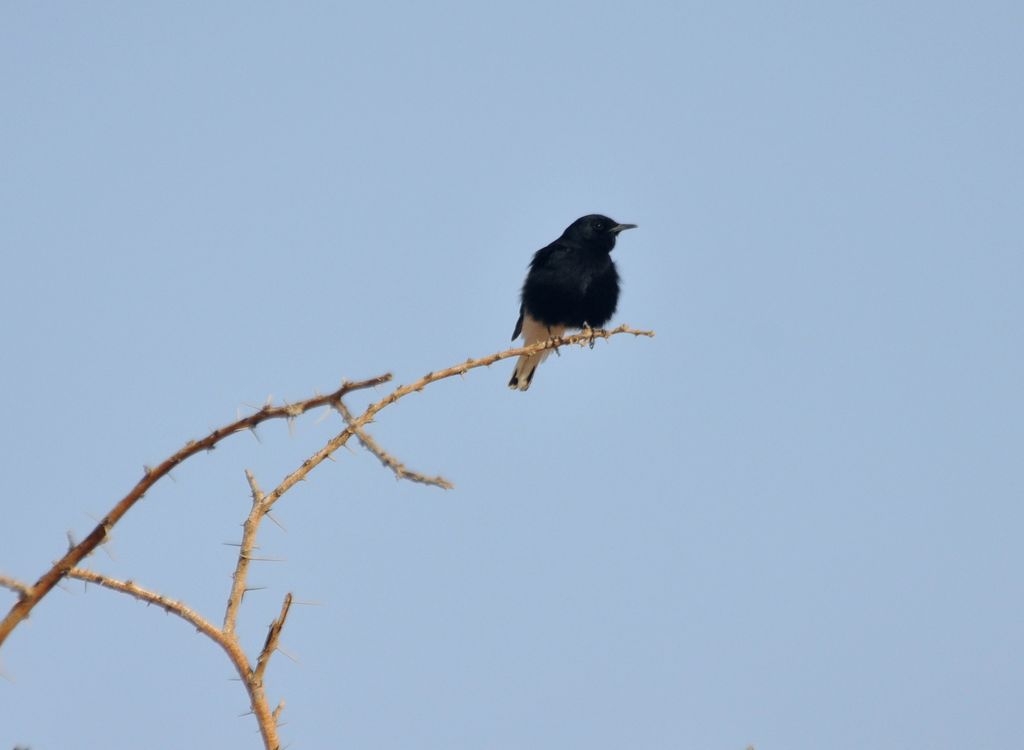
top-left (254, 325), bottom-right (654, 516)
top-left (224, 470), bottom-right (268, 634)
top-left (67, 568), bottom-right (225, 644)
top-left (0, 325), bottom-right (654, 749)
top-left (335, 399), bottom-right (454, 489)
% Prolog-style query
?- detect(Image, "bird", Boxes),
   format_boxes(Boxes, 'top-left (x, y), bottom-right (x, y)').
top-left (508, 214), bottom-right (637, 390)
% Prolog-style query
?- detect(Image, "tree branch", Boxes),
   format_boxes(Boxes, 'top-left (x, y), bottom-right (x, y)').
top-left (258, 325), bottom-right (654, 513)
top-left (223, 470), bottom-right (268, 634)
top-left (68, 568), bottom-right (225, 645)
top-left (335, 399), bottom-right (454, 489)
top-left (0, 325), bottom-right (653, 749)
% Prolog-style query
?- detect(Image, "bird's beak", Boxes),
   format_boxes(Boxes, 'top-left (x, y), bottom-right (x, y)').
top-left (610, 223), bottom-right (638, 234)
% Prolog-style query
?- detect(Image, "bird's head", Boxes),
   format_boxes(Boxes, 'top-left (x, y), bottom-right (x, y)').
top-left (564, 214), bottom-right (637, 252)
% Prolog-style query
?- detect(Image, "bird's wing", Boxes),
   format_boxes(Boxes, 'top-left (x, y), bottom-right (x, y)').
top-left (528, 241), bottom-right (571, 271)
top-left (513, 242), bottom-right (565, 340)
top-left (511, 305), bottom-right (524, 340)
top-left (513, 240), bottom-right (573, 341)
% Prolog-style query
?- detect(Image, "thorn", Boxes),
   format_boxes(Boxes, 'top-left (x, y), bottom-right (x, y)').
top-left (277, 645), bottom-right (300, 664)
top-left (266, 512), bottom-right (287, 532)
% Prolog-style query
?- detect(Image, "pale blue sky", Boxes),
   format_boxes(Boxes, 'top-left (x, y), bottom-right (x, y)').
top-left (2, 3), bottom-right (1022, 749)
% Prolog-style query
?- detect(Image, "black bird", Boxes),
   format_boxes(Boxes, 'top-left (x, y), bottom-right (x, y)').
top-left (509, 214), bottom-right (637, 390)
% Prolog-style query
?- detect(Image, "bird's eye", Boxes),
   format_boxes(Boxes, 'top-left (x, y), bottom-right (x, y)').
top-left (593, 222), bottom-right (604, 231)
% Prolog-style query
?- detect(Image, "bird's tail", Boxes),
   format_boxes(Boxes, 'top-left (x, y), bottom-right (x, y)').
top-left (508, 316), bottom-right (565, 391)
top-left (508, 350), bottom-right (553, 391)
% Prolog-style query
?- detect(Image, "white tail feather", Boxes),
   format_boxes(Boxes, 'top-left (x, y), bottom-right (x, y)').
top-left (508, 315), bottom-right (565, 391)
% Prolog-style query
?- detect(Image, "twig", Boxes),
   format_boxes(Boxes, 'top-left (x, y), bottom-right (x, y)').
top-left (0, 575), bottom-right (31, 598)
top-left (68, 568), bottom-right (225, 645)
top-left (258, 326), bottom-right (653, 513)
top-left (335, 399), bottom-right (454, 489)
top-left (224, 470), bottom-right (267, 634)
top-left (254, 593), bottom-right (293, 687)
top-left (0, 374), bottom-right (391, 649)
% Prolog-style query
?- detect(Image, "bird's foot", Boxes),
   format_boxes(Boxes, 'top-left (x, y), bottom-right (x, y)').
top-left (547, 327), bottom-right (562, 357)
top-left (582, 322), bottom-right (597, 349)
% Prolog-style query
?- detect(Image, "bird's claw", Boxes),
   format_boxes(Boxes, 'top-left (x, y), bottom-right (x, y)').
top-left (548, 328), bottom-right (562, 357)
top-left (582, 323), bottom-right (597, 349)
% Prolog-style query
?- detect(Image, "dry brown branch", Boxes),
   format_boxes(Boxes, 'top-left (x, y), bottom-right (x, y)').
top-left (223, 470), bottom-right (268, 634)
top-left (257, 325), bottom-right (654, 514)
top-left (335, 399), bottom-right (454, 489)
top-left (0, 374), bottom-right (391, 649)
top-left (0, 325), bottom-right (653, 748)
top-left (68, 568), bottom-right (224, 644)
top-left (356, 325), bottom-right (654, 417)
